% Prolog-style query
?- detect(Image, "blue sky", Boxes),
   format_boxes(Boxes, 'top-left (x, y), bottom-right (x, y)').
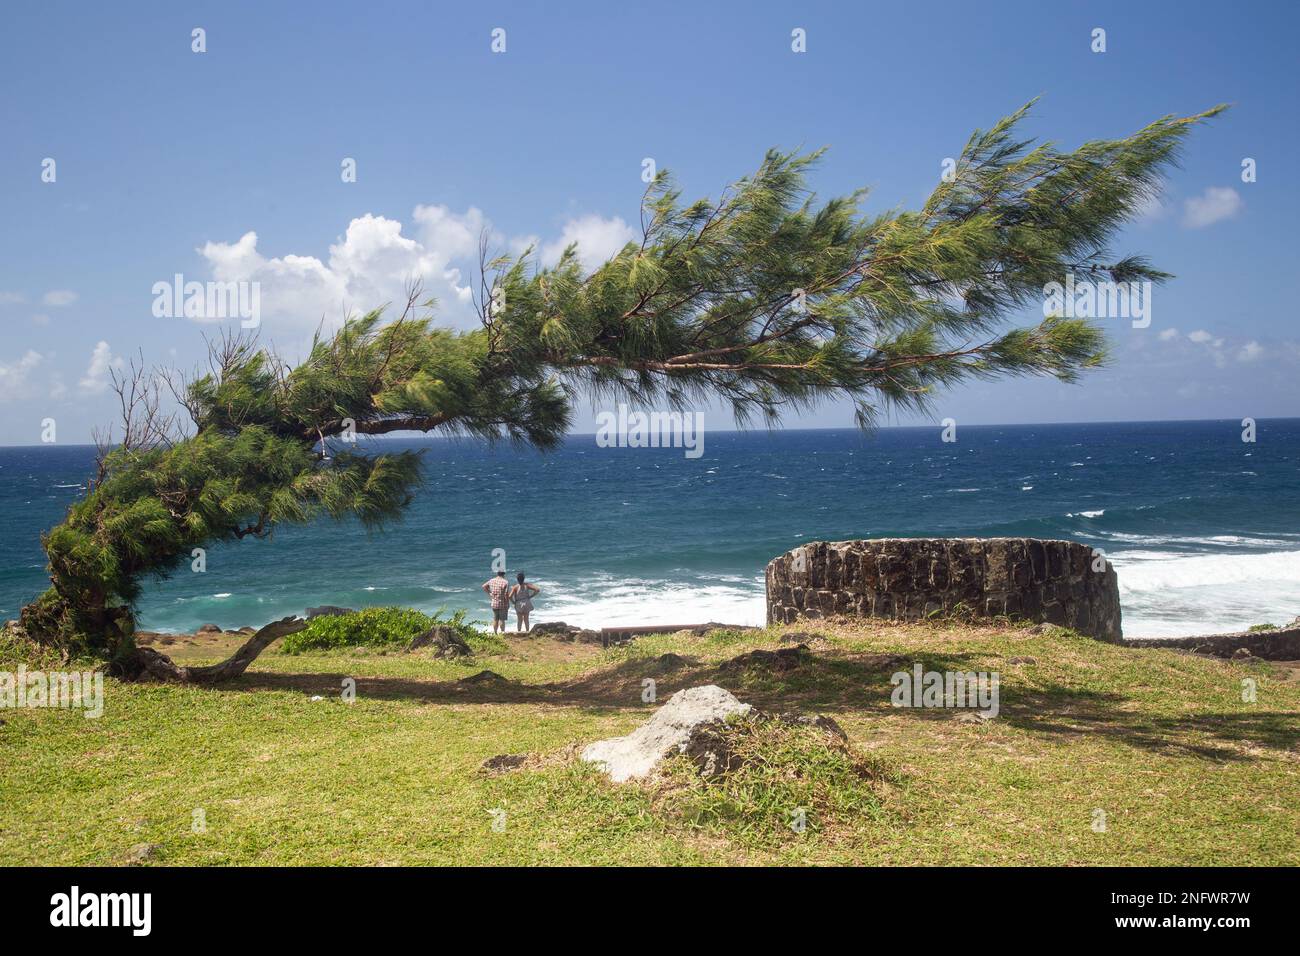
top-left (1, 0), bottom-right (1296, 445)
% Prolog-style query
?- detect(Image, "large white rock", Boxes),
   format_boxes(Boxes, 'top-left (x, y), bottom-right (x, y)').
top-left (581, 685), bottom-right (752, 782)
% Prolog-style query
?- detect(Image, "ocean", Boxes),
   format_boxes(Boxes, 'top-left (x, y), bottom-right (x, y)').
top-left (1, 419), bottom-right (1297, 639)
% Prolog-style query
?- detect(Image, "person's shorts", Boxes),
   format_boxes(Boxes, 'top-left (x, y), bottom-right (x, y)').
top-left (493, 607), bottom-right (509, 623)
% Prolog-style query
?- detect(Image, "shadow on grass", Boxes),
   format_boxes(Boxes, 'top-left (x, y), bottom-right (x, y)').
top-left (224, 645), bottom-right (1299, 763)
top-left (992, 692), bottom-right (1300, 762)
top-left (224, 648), bottom-right (919, 709)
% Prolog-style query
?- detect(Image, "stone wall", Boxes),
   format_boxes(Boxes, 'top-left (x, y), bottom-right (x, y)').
top-left (765, 538), bottom-right (1122, 641)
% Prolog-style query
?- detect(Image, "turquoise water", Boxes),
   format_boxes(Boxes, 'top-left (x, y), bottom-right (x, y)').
top-left (2, 420), bottom-right (1297, 638)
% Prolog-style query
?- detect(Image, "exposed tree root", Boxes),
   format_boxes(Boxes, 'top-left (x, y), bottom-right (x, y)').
top-left (111, 615), bottom-right (306, 684)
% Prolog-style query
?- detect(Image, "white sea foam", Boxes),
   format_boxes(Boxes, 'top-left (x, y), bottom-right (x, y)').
top-left (1096, 531), bottom-right (1300, 549)
top-left (1113, 549), bottom-right (1300, 638)
top-left (470, 574), bottom-right (767, 630)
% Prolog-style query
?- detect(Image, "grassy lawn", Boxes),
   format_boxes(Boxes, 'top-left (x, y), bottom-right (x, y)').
top-left (2, 621), bottom-right (1297, 865)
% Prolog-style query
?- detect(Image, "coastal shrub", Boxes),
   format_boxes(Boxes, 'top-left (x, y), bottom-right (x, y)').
top-left (281, 606), bottom-right (483, 654)
top-left (1248, 623), bottom-right (1277, 632)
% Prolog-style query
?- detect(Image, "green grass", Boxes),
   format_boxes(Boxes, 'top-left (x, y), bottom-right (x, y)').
top-left (1, 619), bottom-right (1297, 865)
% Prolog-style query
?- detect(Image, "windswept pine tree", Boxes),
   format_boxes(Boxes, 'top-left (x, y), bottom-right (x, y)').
top-left (18, 103), bottom-right (1224, 679)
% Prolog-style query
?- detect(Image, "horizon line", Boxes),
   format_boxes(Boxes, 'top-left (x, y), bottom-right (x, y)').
top-left (2, 415), bottom-right (1295, 450)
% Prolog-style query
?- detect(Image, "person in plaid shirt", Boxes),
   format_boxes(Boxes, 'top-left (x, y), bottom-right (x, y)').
top-left (481, 569), bottom-right (511, 633)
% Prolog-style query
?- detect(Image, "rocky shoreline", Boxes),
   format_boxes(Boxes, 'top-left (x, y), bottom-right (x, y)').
top-left (133, 618), bottom-right (763, 651)
top-left (128, 609), bottom-right (1300, 662)
top-left (1122, 619), bottom-right (1300, 661)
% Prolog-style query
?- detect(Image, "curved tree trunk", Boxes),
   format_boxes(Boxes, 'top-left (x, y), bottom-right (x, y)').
top-left (113, 616), bottom-right (306, 684)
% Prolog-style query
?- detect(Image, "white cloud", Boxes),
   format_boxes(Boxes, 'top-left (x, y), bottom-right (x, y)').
top-left (49, 373), bottom-right (66, 400)
top-left (540, 214), bottom-right (637, 272)
top-left (79, 341), bottom-right (123, 394)
top-left (1164, 329), bottom-right (1289, 370)
top-left (42, 289), bottom-right (79, 307)
top-left (0, 350), bottom-right (43, 401)
top-left (411, 204), bottom-right (490, 290)
top-left (199, 209), bottom-right (490, 340)
top-left (1237, 341), bottom-right (1263, 362)
top-left (0, 291), bottom-right (26, 305)
top-left (197, 207), bottom-right (635, 344)
top-left (1182, 187), bottom-right (1242, 229)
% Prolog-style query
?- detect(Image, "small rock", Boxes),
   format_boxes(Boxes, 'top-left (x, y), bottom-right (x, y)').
top-left (196, 623), bottom-right (222, 634)
top-left (608, 697), bottom-right (852, 780)
top-left (649, 653), bottom-right (691, 672)
top-left (310, 695), bottom-right (324, 701)
top-left (582, 685), bottom-right (752, 782)
top-left (238, 626), bottom-right (256, 634)
top-left (719, 644), bottom-right (810, 672)
top-left (780, 630), bottom-right (825, 644)
top-left (956, 711), bottom-right (994, 724)
top-left (411, 625), bottom-right (472, 658)
top-left (528, 621), bottom-right (604, 643)
top-left (481, 753), bottom-right (529, 773)
top-left (1231, 647), bottom-right (1254, 661)
top-left (774, 712), bottom-right (848, 741)
top-left (125, 843), bottom-right (158, 865)
top-left (460, 670), bottom-right (509, 685)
